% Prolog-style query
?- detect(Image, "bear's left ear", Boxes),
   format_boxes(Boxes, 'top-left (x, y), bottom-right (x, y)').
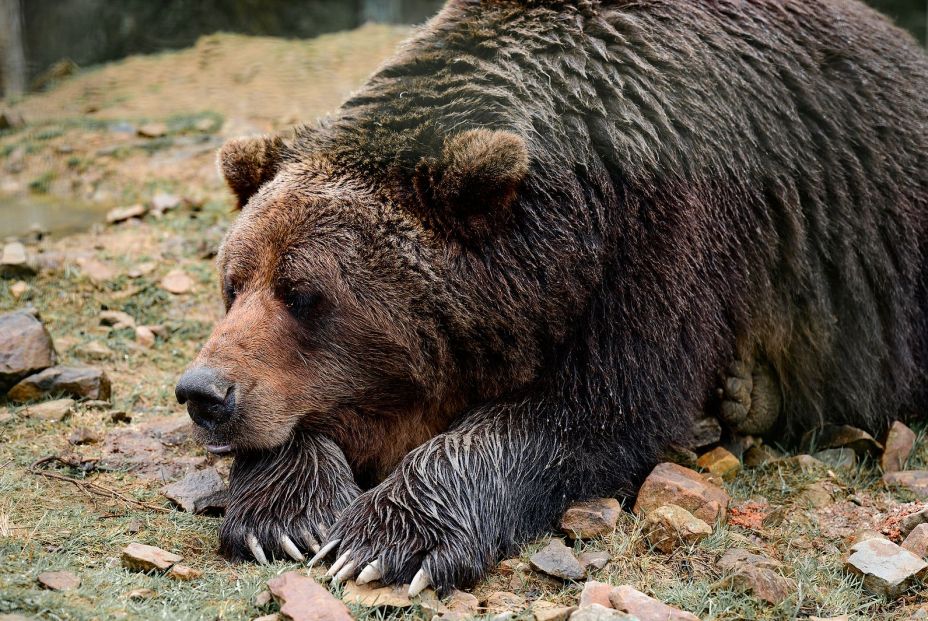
top-left (414, 128), bottom-right (529, 238)
top-left (218, 134), bottom-right (286, 208)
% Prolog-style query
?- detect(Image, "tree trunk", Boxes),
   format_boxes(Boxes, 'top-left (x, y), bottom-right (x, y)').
top-left (0, 0), bottom-right (26, 97)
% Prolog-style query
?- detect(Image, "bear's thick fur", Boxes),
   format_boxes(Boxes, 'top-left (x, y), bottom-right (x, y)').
top-left (181, 0), bottom-right (928, 592)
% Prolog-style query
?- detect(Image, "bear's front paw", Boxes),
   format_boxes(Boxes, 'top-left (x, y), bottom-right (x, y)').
top-left (311, 476), bottom-right (496, 596)
top-left (220, 435), bottom-right (360, 564)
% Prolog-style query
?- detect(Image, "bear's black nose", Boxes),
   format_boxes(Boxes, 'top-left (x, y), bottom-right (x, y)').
top-left (175, 367), bottom-right (235, 431)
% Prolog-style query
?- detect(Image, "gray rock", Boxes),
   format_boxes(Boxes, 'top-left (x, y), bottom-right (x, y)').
top-left (813, 448), bottom-right (857, 470)
top-left (579, 550), bottom-right (611, 571)
top-left (161, 468), bottom-right (228, 514)
top-left (569, 604), bottom-right (637, 621)
top-left (0, 310), bottom-right (56, 392)
top-left (0, 242), bottom-right (36, 278)
top-left (7, 365), bottom-right (111, 402)
top-left (530, 539), bottom-right (586, 580)
top-left (687, 415), bottom-right (722, 449)
top-left (845, 538), bottom-right (928, 598)
top-left (804, 424), bottom-right (882, 457)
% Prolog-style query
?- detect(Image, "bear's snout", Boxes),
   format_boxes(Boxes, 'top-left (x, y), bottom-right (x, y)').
top-left (176, 367), bottom-right (236, 448)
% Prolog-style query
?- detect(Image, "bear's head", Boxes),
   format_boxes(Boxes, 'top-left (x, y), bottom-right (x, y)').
top-left (175, 127), bottom-right (530, 468)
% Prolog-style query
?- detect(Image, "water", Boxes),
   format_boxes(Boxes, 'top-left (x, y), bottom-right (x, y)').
top-left (0, 195), bottom-right (112, 238)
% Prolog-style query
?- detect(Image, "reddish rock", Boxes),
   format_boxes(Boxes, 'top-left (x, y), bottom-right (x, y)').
top-left (902, 524), bottom-right (928, 558)
top-left (341, 582), bottom-right (415, 608)
top-left (724, 564), bottom-right (795, 605)
top-left (561, 498), bottom-right (621, 539)
top-left (161, 269), bottom-right (194, 294)
top-left (579, 580), bottom-right (614, 608)
top-left (167, 564), bottom-right (202, 581)
top-left (882, 421), bottom-right (917, 473)
top-left (37, 570), bottom-right (81, 591)
top-left (609, 585), bottom-right (700, 621)
top-left (121, 542), bottom-right (182, 572)
top-left (0, 310), bottom-right (56, 392)
top-left (634, 463), bottom-right (729, 525)
top-left (68, 427), bottom-right (101, 445)
top-left (23, 398), bottom-right (74, 422)
top-left (267, 571), bottom-right (352, 621)
top-left (7, 365), bottom-right (111, 401)
top-left (806, 424), bottom-right (882, 456)
top-left (884, 471), bottom-right (928, 499)
top-left (643, 504), bottom-right (712, 553)
top-left (696, 447), bottom-right (741, 481)
top-left (533, 601), bottom-right (577, 621)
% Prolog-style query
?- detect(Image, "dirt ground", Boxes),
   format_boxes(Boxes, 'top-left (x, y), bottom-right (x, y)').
top-left (2, 24), bottom-right (928, 621)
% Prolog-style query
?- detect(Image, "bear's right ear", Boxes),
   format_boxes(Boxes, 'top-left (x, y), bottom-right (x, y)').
top-left (218, 135), bottom-right (286, 208)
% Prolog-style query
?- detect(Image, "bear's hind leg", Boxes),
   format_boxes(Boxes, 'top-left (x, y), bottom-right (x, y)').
top-left (718, 357), bottom-right (782, 436)
top-left (220, 434), bottom-right (361, 563)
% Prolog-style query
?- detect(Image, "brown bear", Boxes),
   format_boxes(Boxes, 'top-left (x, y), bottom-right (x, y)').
top-left (175, 0), bottom-right (928, 594)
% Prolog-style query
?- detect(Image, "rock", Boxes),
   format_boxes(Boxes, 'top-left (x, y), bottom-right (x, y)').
top-left (128, 261), bottom-right (158, 278)
top-left (798, 482), bottom-right (834, 508)
top-left (151, 192), bottom-right (182, 214)
top-left (660, 443), bottom-right (698, 469)
top-left (127, 587), bottom-right (157, 600)
top-left (882, 421), bottom-right (917, 473)
top-left (267, 571), bottom-right (352, 621)
top-left (722, 564), bottom-right (796, 605)
top-left (37, 570), bottom-right (81, 591)
top-left (530, 538), bottom-right (586, 580)
top-left (255, 590), bottom-right (272, 606)
top-left (23, 398), bottom-right (74, 422)
top-left (7, 366), bottom-right (111, 401)
top-left (161, 468), bottom-right (228, 514)
top-left (253, 615), bottom-right (282, 621)
top-left (533, 601), bottom-right (577, 621)
top-left (68, 427), bottom-right (100, 444)
top-left (609, 585), bottom-right (699, 621)
top-left (813, 448), bottom-right (856, 470)
top-left (884, 471), bottom-right (928, 499)
top-left (135, 326), bottom-right (157, 348)
top-left (99, 310), bottom-right (136, 329)
top-left (484, 591), bottom-right (527, 613)
top-left (1, 242), bottom-right (36, 278)
top-left (446, 590), bottom-right (481, 615)
top-left (579, 550), bottom-right (611, 571)
top-left (167, 564), bottom-right (202, 581)
top-left (643, 504), bottom-right (712, 553)
top-left (846, 538), bottom-right (928, 598)
top-left (569, 604), bottom-right (636, 621)
top-left (74, 340), bottom-right (114, 361)
top-left (696, 447), bottom-right (741, 481)
top-left (561, 498), bottom-right (622, 539)
top-left (580, 581), bottom-right (615, 608)
top-left (687, 414), bottom-right (722, 448)
top-left (634, 462), bottom-right (729, 525)
top-left (76, 258), bottom-right (116, 284)
top-left (161, 269), bottom-right (194, 294)
top-left (769, 454), bottom-right (825, 471)
top-left (848, 530), bottom-right (888, 547)
top-left (0, 310), bottom-right (56, 392)
top-left (10, 281), bottom-right (29, 298)
top-left (899, 507), bottom-right (928, 537)
top-left (121, 542), bottom-right (183, 572)
top-left (806, 424), bottom-right (882, 457)
top-left (110, 409), bottom-right (131, 423)
top-left (902, 524), bottom-right (928, 558)
top-left (717, 549), bottom-right (783, 572)
top-left (138, 122), bottom-right (168, 138)
top-left (106, 204), bottom-right (147, 224)
top-left (341, 581), bottom-right (416, 608)
top-left (0, 108), bottom-right (24, 130)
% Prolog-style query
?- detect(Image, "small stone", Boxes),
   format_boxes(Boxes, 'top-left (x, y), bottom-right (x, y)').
top-left (569, 604), bottom-right (636, 621)
top-left (530, 538), bottom-right (586, 580)
top-left (643, 504), bottom-right (713, 553)
top-left (161, 468), bottom-right (228, 514)
top-left (68, 427), bottom-right (100, 444)
top-left (76, 258), bottom-right (116, 284)
top-left (899, 507), bottom-right (928, 537)
top-left (660, 443), bottom-right (698, 469)
top-left (99, 310), bottom-right (136, 329)
top-left (37, 570), bottom-right (81, 591)
top-left (127, 262), bottom-right (157, 278)
top-left (7, 366), bottom-right (111, 401)
top-left (805, 424), bottom-right (882, 457)
top-left (0, 108), bottom-right (24, 130)
top-left (497, 558), bottom-right (524, 574)
top-left (151, 192), bottom-right (181, 214)
top-left (634, 462), bottom-right (730, 525)
top-left (23, 398), bottom-right (74, 422)
top-left (579, 550), bottom-right (610, 571)
top-left (717, 549), bottom-right (783, 572)
top-left (882, 421), bottom-right (917, 473)
top-left (135, 326), bottom-right (156, 348)
top-left (74, 340), bottom-right (114, 361)
top-left (484, 591), bottom-right (527, 613)
top-left (342, 581), bottom-right (416, 608)
top-left (579, 581), bottom-right (614, 608)
top-left (121, 542), bottom-right (183, 572)
top-left (902, 524), bottom-right (928, 559)
top-left (696, 447), bottom-right (741, 481)
top-left (253, 615), bottom-right (282, 621)
top-left (161, 269), bottom-right (194, 294)
top-left (446, 589), bottom-right (480, 614)
top-left (254, 590), bottom-right (272, 606)
top-left (561, 498), bottom-right (622, 539)
top-left (106, 204), bottom-right (147, 224)
top-left (884, 471), bottom-right (928, 499)
top-left (813, 448), bottom-right (856, 470)
top-left (127, 587), bottom-right (156, 600)
top-left (723, 564), bottom-right (796, 605)
top-left (10, 281), bottom-right (29, 298)
top-left (609, 585), bottom-right (700, 621)
top-left (0, 310), bottom-right (56, 392)
top-left (126, 520), bottom-right (143, 534)
top-left (83, 399), bottom-right (111, 410)
top-left (137, 122), bottom-right (168, 138)
top-left (167, 564), bottom-right (202, 581)
top-left (267, 571), bottom-right (352, 621)
top-left (687, 415), bottom-right (722, 448)
top-left (848, 530), bottom-right (888, 547)
top-left (798, 482), bottom-right (834, 508)
top-left (533, 601), bottom-right (577, 621)
top-left (845, 538), bottom-right (928, 598)
top-left (0, 242), bottom-right (36, 278)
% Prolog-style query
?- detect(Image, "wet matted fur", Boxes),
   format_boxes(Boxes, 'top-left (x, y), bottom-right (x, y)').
top-left (188, 0), bottom-right (928, 592)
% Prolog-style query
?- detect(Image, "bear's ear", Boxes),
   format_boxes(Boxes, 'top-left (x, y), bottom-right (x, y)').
top-left (414, 128), bottom-right (529, 238)
top-left (218, 135), bottom-right (286, 208)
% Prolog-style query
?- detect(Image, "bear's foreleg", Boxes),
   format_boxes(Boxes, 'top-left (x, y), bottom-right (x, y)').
top-left (220, 433), bottom-right (361, 563)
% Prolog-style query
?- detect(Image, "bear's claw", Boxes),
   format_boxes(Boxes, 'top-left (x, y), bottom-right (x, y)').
top-left (356, 559), bottom-right (382, 585)
top-left (409, 568), bottom-right (431, 597)
top-left (307, 538), bottom-right (341, 568)
top-left (246, 533), bottom-right (269, 565)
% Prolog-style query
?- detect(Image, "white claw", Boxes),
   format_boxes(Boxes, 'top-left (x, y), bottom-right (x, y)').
top-left (333, 559), bottom-right (357, 585)
top-left (356, 559), bottom-right (383, 585)
top-left (279, 534), bottom-right (304, 562)
top-left (326, 550), bottom-right (353, 577)
top-left (408, 567), bottom-right (430, 597)
top-left (301, 530), bottom-right (320, 554)
top-left (307, 538), bottom-right (341, 569)
top-left (246, 533), bottom-right (268, 565)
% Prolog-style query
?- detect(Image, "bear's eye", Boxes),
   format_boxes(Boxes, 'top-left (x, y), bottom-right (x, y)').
top-left (223, 279), bottom-right (239, 309)
top-left (283, 291), bottom-right (322, 321)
